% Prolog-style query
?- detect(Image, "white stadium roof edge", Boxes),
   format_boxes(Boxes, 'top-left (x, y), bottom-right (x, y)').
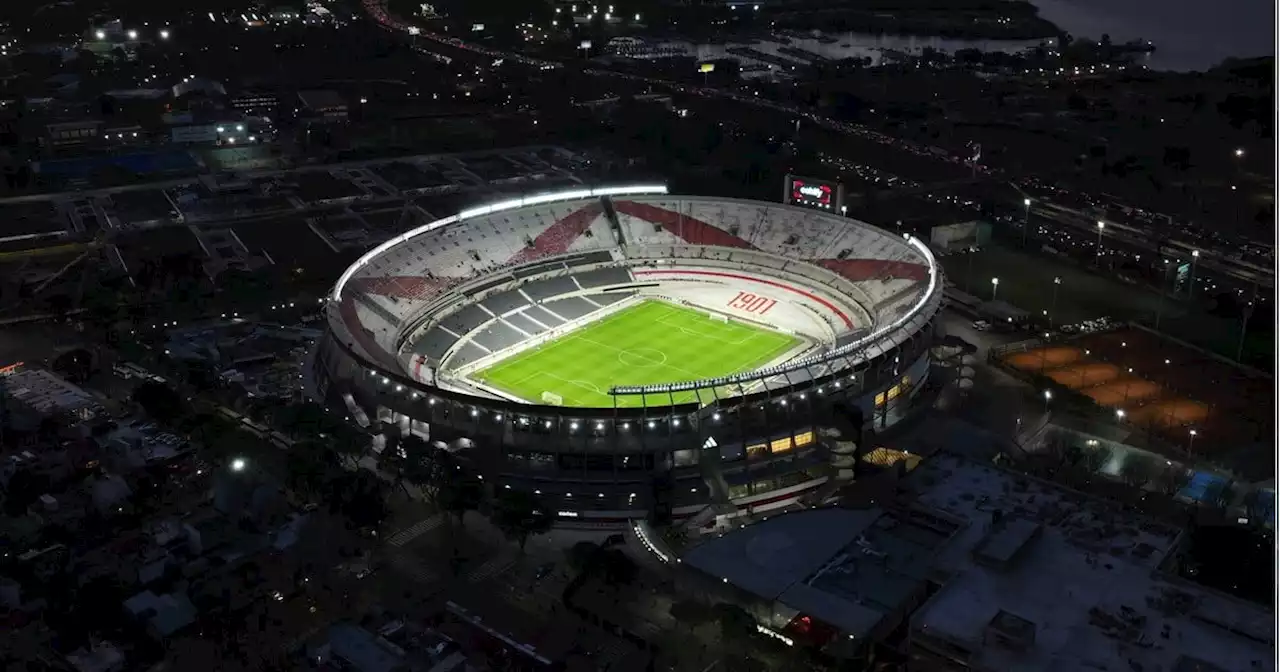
top-left (328, 183), bottom-right (941, 395)
top-left (330, 184), bottom-right (669, 302)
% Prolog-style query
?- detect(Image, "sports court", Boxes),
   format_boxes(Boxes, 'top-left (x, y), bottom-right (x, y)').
top-left (472, 300), bottom-right (802, 407)
top-left (999, 327), bottom-right (1272, 466)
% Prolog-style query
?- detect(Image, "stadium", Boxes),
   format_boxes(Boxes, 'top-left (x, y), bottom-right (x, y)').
top-left (310, 185), bottom-right (943, 527)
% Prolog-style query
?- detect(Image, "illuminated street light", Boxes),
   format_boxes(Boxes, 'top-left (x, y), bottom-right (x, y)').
top-left (127, 29), bottom-right (138, 40)
top-left (160, 29), bottom-right (170, 39)
top-left (230, 458), bottom-right (247, 472)
top-left (990, 277), bottom-right (999, 300)
top-left (1115, 409), bottom-right (1126, 421)
top-left (95, 30), bottom-right (106, 39)
top-left (1234, 148), bottom-right (1244, 158)
top-left (1095, 221), bottom-right (1105, 264)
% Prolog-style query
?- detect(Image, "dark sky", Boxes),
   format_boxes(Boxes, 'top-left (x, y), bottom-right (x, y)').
top-left (1028, 0), bottom-right (1274, 71)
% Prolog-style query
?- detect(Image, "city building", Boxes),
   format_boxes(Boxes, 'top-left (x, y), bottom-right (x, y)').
top-left (675, 453), bottom-right (1274, 671)
top-left (297, 90), bottom-right (348, 123)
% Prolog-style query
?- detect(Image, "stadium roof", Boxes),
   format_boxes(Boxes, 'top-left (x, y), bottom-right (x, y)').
top-left (681, 507), bottom-right (949, 638)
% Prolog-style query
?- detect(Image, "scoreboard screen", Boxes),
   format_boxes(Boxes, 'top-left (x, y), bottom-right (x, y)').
top-left (784, 174), bottom-right (842, 211)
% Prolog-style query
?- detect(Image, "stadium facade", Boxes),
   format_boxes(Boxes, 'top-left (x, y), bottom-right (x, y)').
top-left (310, 185), bottom-right (943, 527)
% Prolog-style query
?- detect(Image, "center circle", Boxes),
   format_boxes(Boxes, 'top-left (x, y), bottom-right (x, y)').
top-left (618, 348), bottom-right (668, 368)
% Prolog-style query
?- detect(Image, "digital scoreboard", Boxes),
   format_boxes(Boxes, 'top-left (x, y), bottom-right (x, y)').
top-left (783, 174), bottom-right (845, 212)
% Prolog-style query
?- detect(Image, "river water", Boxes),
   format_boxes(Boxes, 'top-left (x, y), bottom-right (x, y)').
top-left (1028, 0), bottom-right (1274, 71)
top-left (663, 0), bottom-right (1272, 73)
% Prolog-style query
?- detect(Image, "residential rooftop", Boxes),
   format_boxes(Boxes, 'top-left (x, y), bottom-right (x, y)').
top-left (906, 454), bottom-right (1273, 672)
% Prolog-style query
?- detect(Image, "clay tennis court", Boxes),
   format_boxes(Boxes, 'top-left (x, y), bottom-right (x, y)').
top-left (1000, 327), bottom-right (1272, 456)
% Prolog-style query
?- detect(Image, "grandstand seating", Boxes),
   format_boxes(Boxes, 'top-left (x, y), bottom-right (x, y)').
top-left (504, 311), bottom-right (550, 336)
top-left (472, 321), bottom-right (526, 352)
top-left (340, 194), bottom-right (937, 378)
top-left (480, 289), bottom-right (531, 316)
top-left (437, 304), bottom-right (491, 335)
top-left (574, 267), bottom-right (634, 289)
top-left (591, 292), bottom-right (635, 307)
top-left (449, 343), bottom-right (490, 368)
top-left (541, 296), bottom-right (597, 322)
top-left (418, 327), bottom-right (459, 361)
top-left (521, 276), bottom-right (580, 302)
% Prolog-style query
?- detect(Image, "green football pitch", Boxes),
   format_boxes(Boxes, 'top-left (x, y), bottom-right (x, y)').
top-left (471, 299), bottom-right (802, 407)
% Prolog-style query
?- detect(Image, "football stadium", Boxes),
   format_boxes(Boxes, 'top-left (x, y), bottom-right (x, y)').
top-left (310, 185), bottom-right (943, 527)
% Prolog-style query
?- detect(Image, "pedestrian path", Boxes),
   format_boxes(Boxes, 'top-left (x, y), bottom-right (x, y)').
top-left (466, 551), bottom-right (518, 583)
top-left (595, 637), bottom-right (635, 670)
top-left (386, 547), bottom-right (440, 585)
top-left (386, 513), bottom-right (444, 547)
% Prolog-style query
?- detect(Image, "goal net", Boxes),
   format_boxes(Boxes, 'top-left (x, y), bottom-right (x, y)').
top-left (541, 391), bottom-right (564, 406)
top-left (709, 313), bottom-right (729, 324)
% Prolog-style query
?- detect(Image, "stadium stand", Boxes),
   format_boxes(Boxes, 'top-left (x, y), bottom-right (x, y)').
top-left (449, 343), bottom-right (490, 368)
top-left (521, 276), bottom-right (581, 302)
top-left (479, 289), bottom-right (531, 316)
top-left (542, 296), bottom-right (598, 322)
top-left (504, 311), bottom-right (550, 335)
top-left (472, 321), bottom-right (526, 352)
top-left (590, 292), bottom-right (636, 307)
top-left (438, 304), bottom-right (491, 335)
top-left (573, 267), bottom-right (634, 289)
top-left (418, 328), bottom-right (459, 360)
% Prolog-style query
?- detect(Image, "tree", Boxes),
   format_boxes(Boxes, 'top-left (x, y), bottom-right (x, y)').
top-left (437, 476), bottom-right (483, 527)
top-left (1119, 455), bottom-right (1157, 490)
top-left (326, 471), bottom-right (388, 532)
top-left (1155, 466), bottom-right (1192, 497)
top-left (669, 599), bottom-right (714, 625)
top-left (566, 541), bottom-right (601, 572)
top-left (131, 381), bottom-right (187, 424)
top-left (489, 489), bottom-right (553, 552)
top-left (1078, 444), bottom-right (1112, 475)
top-left (286, 440), bottom-right (335, 498)
top-left (598, 548), bottom-right (638, 586)
top-left (51, 348), bottom-right (94, 383)
top-left (712, 603), bottom-right (756, 644)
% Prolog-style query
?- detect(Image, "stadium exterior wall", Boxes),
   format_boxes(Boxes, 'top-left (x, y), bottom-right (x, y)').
top-left (311, 317), bottom-right (936, 525)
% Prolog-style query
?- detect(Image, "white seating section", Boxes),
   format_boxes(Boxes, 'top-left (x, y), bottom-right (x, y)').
top-left (340, 194), bottom-right (933, 368)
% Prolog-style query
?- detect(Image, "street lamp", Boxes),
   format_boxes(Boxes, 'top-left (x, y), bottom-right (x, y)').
top-left (1234, 148), bottom-right (1244, 158)
top-left (990, 277), bottom-right (1000, 301)
top-left (160, 29), bottom-right (170, 40)
top-left (1021, 198), bottom-right (1032, 247)
top-left (230, 458), bottom-right (247, 472)
top-left (1188, 429), bottom-right (1197, 454)
top-left (1050, 277), bottom-right (1061, 328)
top-left (1043, 389), bottom-right (1052, 412)
top-left (1095, 221), bottom-right (1105, 265)
top-left (1115, 409), bottom-right (1126, 421)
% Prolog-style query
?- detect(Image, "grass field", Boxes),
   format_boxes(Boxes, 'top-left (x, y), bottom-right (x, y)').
top-left (472, 300), bottom-right (802, 407)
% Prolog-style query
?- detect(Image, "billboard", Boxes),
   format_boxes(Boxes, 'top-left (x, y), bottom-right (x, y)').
top-left (698, 62), bottom-right (715, 73)
top-left (929, 220), bottom-right (991, 252)
top-left (784, 174), bottom-right (843, 211)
